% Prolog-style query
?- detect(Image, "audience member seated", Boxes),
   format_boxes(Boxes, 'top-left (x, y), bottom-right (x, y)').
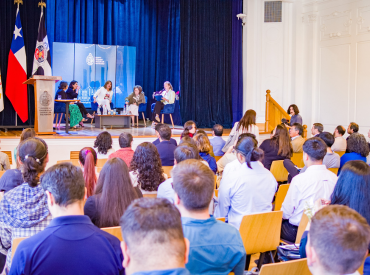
top-left (0, 169), bottom-right (23, 193)
top-left (281, 138), bottom-right (337, 242)
top-left (311, 123), bottom-right (323, 137)
top-left (179, 136), bottom-right (196, 146)
top-left (0, 151), bottom-right (10, 172)
top-left (79, 147), bottom-right (98, 198)
top-left (306, 205), bottom-right (370, 275)
top-left (210, 124), bottom-right (226, 156)
top-left (173, 159), bottom-right (246, 274)
top-left (259, 124), bottom-right (292, 170)
top-left (120, 198), bottom-right (191, 275)
top-left (108, 133), bottom-right (134, 167)
top-left (155, 124), bottom-right (177, 166)
top-left (224, 109), bottom-right (260, 152)
top-left (181, 120), bottom-right (196, 139)
top-left (347, 122), bottom-right (359, 140)
top-left (13, 128), bottom-right (35, 165)
top-left (0, 138), bottom-right (52, 272)
top-left (339, 132), bottom-right (369, 175)
top-left (157, 143), bottom-right (200, 203)
top-left (215, 137), bottom-right (277, 229)
top-left (129, 142), bottom-right (166, 195)
top-left (284, 132), bottom-right (340, 182)
top-left (300, 160), bottom-right (370, 258)
top-left (331, 125), bottom-right (347, 152)
top-left (193, 133), bottom-right (217, 174)
top-left (84, 158), bottom-right (139, 228)
top-left (290, 123), bottom-right (305, 153)
top-left (93, 131), bottom-right (115, 159)
top-left (10, 162), bottom-right (124, 275)
top-left (153, 123), bottom-right (177, 146)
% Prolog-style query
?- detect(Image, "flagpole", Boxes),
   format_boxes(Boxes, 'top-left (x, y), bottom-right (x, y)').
top-left (14, 0), bottom-right (23, 126)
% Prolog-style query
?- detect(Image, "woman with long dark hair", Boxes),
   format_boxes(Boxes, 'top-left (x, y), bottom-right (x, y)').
top-left (93, 81), bottom-right (114, 113)
top-left (259, 124), bottom-right (293, 170)
top-left (66, 81), bottom-right (94, 123)
top-left (181, 120), bottom-right (197, 139)
top-left (0, 138), bottom-right (52, 271)
top-left (79, 147), bottom-right (98, 198)
top-left (84, 158), bottom-right (138, 228)
top-left (126, 85), bottom-right (146, 127)
top-left (93, 131), bottom-right (115, 159)
top-left (129, 142), bottom-right (166, 194)
top-left (286, 104), bottom-right (303, 126)
top-left (152, 81), bottom-right (176, 126)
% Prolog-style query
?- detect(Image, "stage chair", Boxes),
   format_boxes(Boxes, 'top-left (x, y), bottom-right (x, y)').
top-left (151, 103), bottom-right (175, 129)
top-left (270, 160), bottom-right (288, 182)
top-left (137, 96), bottom-right (148, 127)
top-left (101, 226), bottom-right (122, 241)
top-left (162, 166), bottom-right (173, 178)
top-left (258, 259), bottom-right (311, 275)
top-left (280, 213), bottom-right (309, 245)
top-left (12, 237), bottom-right (28, 259)
top-left (239, 211), bottom-right (283, 270)
top-left (3, 151), bottom-right (12, 166)
top-left (274, 184), bottom-right (290, 211)
top-left (54, 100), bottom-right (66, 129)
top-left (328, 167), bottom-right (338, 175)
top-left (216, 217), bottom-right (225, 222)
top-left (336, 151), bottom-right (345, 157)
top-left (143, 193), bottom-right (157, 198)
top-left (90, 95), bottom-right (113, 124)
top-left (291, 152), bottom-right (304, 167)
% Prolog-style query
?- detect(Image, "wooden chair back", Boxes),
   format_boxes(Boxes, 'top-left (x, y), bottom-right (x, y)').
top-left (259, 259), bottom-right (311, 275)
top-left (0, 171), bottom-right (5, 179)
top-left (295, 213), bottom-right (309, 243)
top-left (70, 151), bottom-right (79, 160)
top-left (216, 217), bottom-right (225, 222)
top-left (57, 159), bottom-right (80, 166)
top-left (328, 167), bottom-right (338, 175)
top-left (336, 151), bottom-right (345, 157)
top-left (215, 156), bottom-right (222, 162)
top-left (101, 226), bottom-right (123, 241)
top-left (3, 151), bottom-right (12, 165)
top-left (274, 184), bottom-right (290, 211)
top-left (12, 237), bottom-right (28, 259)
top-left (143, 193), bottom-right (157, 198)
top-left (162, 166), bottom-right (173, 178)
top-left (97, 158), bottom-right (107, 168)
top-left (214, 189), bottom-right (219, 197)
top-left (239, 211), bottom-right (283, 255)
top-left (270, 160), bottom-right (288, 182)
top-left (291, 152), bottom-right (304, 167)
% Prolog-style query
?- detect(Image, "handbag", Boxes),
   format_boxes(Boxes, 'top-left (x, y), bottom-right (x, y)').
top-left (221, 134), bottom-right (238, 153)
top-left (277, 244), bottom-right (301, 261)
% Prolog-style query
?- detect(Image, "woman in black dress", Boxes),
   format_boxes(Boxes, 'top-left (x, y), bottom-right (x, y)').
top-left (66, 80), bottom-right (94, 120)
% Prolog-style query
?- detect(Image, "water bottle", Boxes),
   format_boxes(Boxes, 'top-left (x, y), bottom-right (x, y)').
top-left (103, 105), bottom-right (107, 115)
top-left (97, 106), bottom-right (101, 115)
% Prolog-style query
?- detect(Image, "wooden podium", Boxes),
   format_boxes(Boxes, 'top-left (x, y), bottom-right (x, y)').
top-left (23, 76), bottom-right (62, 134)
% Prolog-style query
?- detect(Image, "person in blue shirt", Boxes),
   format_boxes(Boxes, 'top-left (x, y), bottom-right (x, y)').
top-left (210, 124), bottom-right (226, 156)
top-left (9, 162), bottom-right (124, 275)
top-left (194, 133), bottom-right (217, 174)
top-left (120, 198), bottom-right (190, 275)
top-left (338, 132), bottom-right (369, 175)
top-left (172, 159), bottom-right (246, 275)
top-left (155, 124), bottom-right (177, 166)
top-left (153, 123), bottom-right (178, 146)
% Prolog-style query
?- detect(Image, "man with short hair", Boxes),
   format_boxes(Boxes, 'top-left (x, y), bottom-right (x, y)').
top-left (347, 122), bottom-right (359, 142)
top-left (311, 123), bottom-right (323, 137)
top-left (120, 198), bottom-right (190, 275)
top-left (173, 160), bottom-right (246, 274)
top-left (281, 138), bottom-right (337, 242)
top-left (153, 123), bottom-right (177, 146)
top-left (108, 132), bottom-right (134, 167)
top-left (331, 125), bottom-right (347, 152)
top-left (10, 163), bottom-right (124, 275)
top-left (155, 124), bottom-right (177, 166)
top-left (307, 205), bottom-right (370, 275)
top-left (157, 143), bottom-right (200, 203)
top-left (210, 124), bottom-right (226, 156)
top-left (289, 123), bottom-right (305, 153)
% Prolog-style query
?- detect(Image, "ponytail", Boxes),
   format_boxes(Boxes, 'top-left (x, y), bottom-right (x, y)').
top-left (79, 147), bottom-right (97, 198)
top-left (245, 147), bottom-right (264, 169)
top-left (235, 137), bottom-right (263, 169)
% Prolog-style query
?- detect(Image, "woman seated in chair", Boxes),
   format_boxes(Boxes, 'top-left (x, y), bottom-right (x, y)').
top-left (66, 80), bottom-right (94, 122)
top-left (56, 81), bottom-right (83, 128)
top-left (125, 85), bottom-right (146, 127)
top-left (152, 81), bottom-right (175, 126)
top-left (93, 81), bottom-right (114, 113)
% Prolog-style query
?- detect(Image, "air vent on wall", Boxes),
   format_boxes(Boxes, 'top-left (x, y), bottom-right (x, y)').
top-left (264, 1), bottom-right (282, 22)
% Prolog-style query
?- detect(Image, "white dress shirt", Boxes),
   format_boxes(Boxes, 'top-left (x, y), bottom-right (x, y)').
top-left (94, 87), bottom-right (113, 102)
top-left (214, 161), bottom-right (277, 229)
top-left (282, 165), bottom-right (337, 226)
top-left (230, 123), bottom-right (260, 144)
top-left (157, 178), bottom-right (175, 203)
top-left (331, 136), bottom-right (347, 152)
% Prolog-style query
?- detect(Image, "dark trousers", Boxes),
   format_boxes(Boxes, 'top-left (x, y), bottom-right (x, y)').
top-left (281, 219), bottom-right (298, 242)
top-left (152, 101), bottom-right (164, 122)
top-left (283, 159), bottom-right (300, 183)
top-left (76, 102), bottom-right (88, 117)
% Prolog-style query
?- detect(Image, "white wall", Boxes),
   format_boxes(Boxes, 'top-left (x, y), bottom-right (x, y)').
top-left (244, 0), bottom-right (370, 137)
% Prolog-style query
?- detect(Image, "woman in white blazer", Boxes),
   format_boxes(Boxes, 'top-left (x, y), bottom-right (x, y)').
top-left (93, 81), bottom-right (113, 112)
top-left (152, 81), bottom-right (175, 125)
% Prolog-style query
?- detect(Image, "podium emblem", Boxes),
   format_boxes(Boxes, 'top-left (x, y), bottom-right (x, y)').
top-left (86, 53), bottom-right (94, 66)
top-left (39, 91), bottom-right (52, 107)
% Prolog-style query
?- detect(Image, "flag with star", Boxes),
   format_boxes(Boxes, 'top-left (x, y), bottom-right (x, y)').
top-left (5, 7), bottom-right (28, 122)
top-left (32, 7), bottom-right (51, 76)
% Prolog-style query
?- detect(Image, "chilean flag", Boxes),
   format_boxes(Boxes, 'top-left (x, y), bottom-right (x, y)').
top-left (5, 7), bottom-right (28, 123)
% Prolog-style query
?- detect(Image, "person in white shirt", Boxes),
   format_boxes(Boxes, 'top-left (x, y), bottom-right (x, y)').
top-left (306, 205), bottom-right (370, 275)
top-left (152, 81), bottom-right (176, 125)
top-left (214, 136), bottom-right (277, 229)
top-left (331, 125), bottom-right (347, 152)
top-left (93, 81), bottom-right (114, 112)
top-left (281, 137), bottom-right (337, 242)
